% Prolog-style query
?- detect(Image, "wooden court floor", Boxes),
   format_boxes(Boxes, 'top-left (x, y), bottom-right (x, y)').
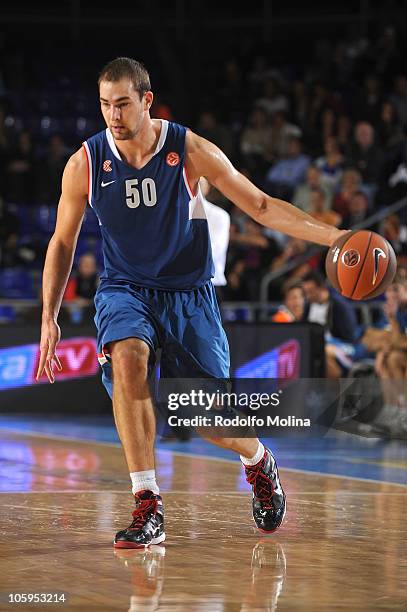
top-left (0, 429), bottom-right (406, 611)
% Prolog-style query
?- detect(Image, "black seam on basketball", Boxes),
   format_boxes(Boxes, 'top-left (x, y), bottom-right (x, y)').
top-left (350, 232), bottom-right (372, 299)
top-left (329, 230), bottom-right (356, 293)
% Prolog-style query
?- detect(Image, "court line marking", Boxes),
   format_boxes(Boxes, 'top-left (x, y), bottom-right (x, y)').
top-left (1, 426), bottom-right (407, 489)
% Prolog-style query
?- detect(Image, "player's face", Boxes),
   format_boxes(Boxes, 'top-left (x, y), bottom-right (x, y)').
top-left (99, 79), bottom-right (152, 140)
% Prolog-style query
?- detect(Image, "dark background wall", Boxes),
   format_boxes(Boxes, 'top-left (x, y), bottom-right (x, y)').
top-left (0, 0), bottom-right (406, 124)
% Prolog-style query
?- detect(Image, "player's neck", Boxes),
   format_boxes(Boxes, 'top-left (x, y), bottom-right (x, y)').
top-left (113, 117), bottom-right (161, 167)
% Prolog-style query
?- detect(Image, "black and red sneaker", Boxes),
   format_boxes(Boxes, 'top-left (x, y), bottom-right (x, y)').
top-left (244, 448), bottom-right (286, 533)
top-left (114, 490), bottom-right (165, 549)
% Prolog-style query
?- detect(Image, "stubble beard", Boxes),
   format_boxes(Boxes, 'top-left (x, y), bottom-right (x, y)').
top-left (111, 127), bottom-right (138, 141)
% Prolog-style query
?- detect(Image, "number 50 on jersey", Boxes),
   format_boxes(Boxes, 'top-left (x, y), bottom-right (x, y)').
top-left (125, 178), bottom-right (157, 208)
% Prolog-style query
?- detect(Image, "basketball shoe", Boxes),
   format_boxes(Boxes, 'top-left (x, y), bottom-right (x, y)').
top-left (114, 490), bottom-right (165, 549)
top-left (244, 448), bottom-right (286, 533)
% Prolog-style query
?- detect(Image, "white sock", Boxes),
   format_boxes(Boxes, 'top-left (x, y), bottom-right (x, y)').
top-left (130, 469), bottom-right (159, 495)
top-left (240, 441), bottom-right (265, 466)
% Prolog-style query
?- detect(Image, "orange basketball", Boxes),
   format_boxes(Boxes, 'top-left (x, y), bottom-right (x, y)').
top-left (325, 230), bottom-right (397, 300)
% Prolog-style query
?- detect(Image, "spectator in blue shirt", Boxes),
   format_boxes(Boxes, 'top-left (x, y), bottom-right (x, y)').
top-left (264, 137), bottom-right (310, 201)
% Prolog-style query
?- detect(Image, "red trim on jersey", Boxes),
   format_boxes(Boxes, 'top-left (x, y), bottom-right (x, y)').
top-left (82, 143), bottom-right (90, 199)
top-left (183, 165), bottom-right (197, 197)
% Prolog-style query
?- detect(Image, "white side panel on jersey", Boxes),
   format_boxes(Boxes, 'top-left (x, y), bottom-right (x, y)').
top-left (188, 183), bottom-right (208, 220)
top-left (82, 142), bottom-right (93, 207)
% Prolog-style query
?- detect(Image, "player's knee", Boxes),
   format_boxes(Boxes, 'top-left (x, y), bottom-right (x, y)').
top-left (110, 338), bottom-right (150, 378)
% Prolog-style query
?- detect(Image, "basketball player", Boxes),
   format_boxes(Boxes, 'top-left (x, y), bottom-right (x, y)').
top-left (37, 58), bottom-right (348, 548)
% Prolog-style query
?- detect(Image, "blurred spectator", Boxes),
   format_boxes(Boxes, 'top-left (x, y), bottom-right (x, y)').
top-left (337, 114), bottom-right (352, 150)
top-left (37, 134), bottom-right (70, 204)
top-left (324, 278), bottom-right (407, 381)
top-left (265, 137), bottom-right (310, 200)
top-left (255, 77), bottom-right (289, 117)
top-left (290, 80), bottom-right (309, 129)
top-left (340, 191), bottom-right (371, 230)
top-left (314, 136), bottom-right (344, 193)
top-left (309, 188), bottom-right (341, 227)
top-left (240, 107), bottom-right (273, 180)
top-left (269, 111), bottom-right (302, 160)
top-left (218, 59), bottom-right (247, 124)
top-left (302, 271), bottom-right (358, 342)
top-left (268, 237), bottom-right (319, 299)
top-left (371, 279), bottom-right (407, 407)
top-left (302, 271), bottom-right (359, 378)
top-left (346, 122), bottom-right (383, 189)
top-left (390, 75), bottom-right (407, 127)
top-left (248, 56), bottom-right (269, 94)
top-left (375, 26), bottom-right (400, 77)
top-left (333, 168), bottom-right (362, 217)
top-left (271, 281), bottom-right (306, 322)
top-left (376, 101), bottom-right (404, 150)
top-left (64, 253), bottom-right (99, 310)
top-left (381, 214), bottom-right (407, 254)
top-left (354, 75), bottom-right (383, 123)
top-left (197, 111), bottom-right (235, 161)
top-left (321, 108), bottom-right (336, 141)
top-left (376, 139), bottom-right (407, 210)
top-left (227, 212), bottom-right (275, 301)
top-left (293, 165), bottom-right (332, 212)
top-left (0, 197), bottom-right (19, 266)
top-left (4, 130), bottom-right (36, 204)
top-left (308, 83), bottom-right (330, 134)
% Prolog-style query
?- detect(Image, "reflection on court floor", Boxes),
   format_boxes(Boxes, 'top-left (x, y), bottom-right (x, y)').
top-left (0, 424), bottom-right (406, 611)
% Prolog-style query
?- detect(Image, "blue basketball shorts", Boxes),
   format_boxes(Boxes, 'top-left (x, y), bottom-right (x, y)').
top-left (94, 279), bottom-right (230, 398)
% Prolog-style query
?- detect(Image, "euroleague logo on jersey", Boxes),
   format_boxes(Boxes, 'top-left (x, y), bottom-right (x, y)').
top-left (103, 159), bottom-right (112, 172)
top-left (166, 152), bottom-right (180, 167)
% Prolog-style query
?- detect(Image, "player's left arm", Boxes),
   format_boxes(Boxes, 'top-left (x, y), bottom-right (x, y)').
top-left (185, 131), bottom-right (347, 247)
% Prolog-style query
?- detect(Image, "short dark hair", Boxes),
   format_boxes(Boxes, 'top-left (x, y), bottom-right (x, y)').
top-left (352, 190), bottom-right (369, 202)
top-left (98, 57), bottom-right (151, 99)
top-left (302, 271), bottom-right (326, 287)
top-left (282, 280), bottom-right (304, 298)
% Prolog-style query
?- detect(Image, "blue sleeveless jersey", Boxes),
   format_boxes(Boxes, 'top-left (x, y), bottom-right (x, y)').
top-left (83, 120), bottom-right (214, 290)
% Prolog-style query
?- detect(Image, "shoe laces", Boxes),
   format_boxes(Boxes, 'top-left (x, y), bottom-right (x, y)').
top-left (129, 498), bottom-right (158, 531)
top-left (245, 457), bottom-right (274, 508)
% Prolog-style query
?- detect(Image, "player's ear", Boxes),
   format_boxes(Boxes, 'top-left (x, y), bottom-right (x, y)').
top-left (144, 91), bottom-right (153, 111)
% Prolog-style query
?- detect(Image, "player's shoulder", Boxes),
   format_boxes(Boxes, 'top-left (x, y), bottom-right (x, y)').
top-left (185, 128), bottom-right (206, 153)
top-left (61, 147), bottom-right (88, 196)
top-left (66, 147), bottom-right (88, 174)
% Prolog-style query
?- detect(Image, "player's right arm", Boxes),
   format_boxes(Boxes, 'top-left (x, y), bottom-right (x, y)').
top-left (36, 148), bottom-right (88, 383)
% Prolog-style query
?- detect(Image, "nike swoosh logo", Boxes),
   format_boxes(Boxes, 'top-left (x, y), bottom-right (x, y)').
top-left (101, 180), bottom-right (116, 187)
top-left (372, 247), bottom-right (386, 285)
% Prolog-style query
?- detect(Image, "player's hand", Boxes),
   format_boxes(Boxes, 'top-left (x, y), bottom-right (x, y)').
top-left (329, 228), bottom-right (351, 246)
top-left (36, 318), bottom-right (63, 383)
